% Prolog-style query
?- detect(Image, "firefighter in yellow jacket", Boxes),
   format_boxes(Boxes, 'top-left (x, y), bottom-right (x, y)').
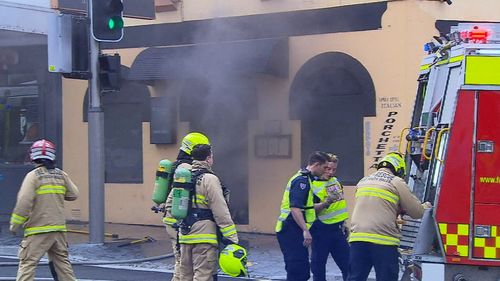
top-left (162, 132), bottom-right (211, 281)
top-left (10, 139), bottom-right (79, 281)
top-left (347, 152), bottom-right (432, 281)
top-left (178, 144), bottom-right (238, 281)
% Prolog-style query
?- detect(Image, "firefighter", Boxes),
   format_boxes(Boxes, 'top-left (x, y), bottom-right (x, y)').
top-left (275, 151), bottom-right (332, 281)
top-left (163, 132), bottom-right (211, 281)
top-left (178, 144), bottom-right (238, 281)
top-left (9, 139), bottom-right (79, 281)
top-left (347, 152), bottom-right (432, 281)
top-left (310, 154), bottom-right (350, 281)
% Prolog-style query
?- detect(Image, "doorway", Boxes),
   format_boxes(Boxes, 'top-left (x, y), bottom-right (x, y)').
top-left (290, 52), bottom-right (376, 185)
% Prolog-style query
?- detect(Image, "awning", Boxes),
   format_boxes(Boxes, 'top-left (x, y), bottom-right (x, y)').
top-left (128, 38), bottom-right (288, 80)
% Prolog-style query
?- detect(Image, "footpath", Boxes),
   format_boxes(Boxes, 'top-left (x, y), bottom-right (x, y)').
top-left (0, 223), bottom-right (366, 281)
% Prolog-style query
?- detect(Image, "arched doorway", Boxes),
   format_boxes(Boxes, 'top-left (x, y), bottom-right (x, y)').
top-left (179, 77), bottom-right (257, 224)
top-left (290, 52), bottom-right (376, 184)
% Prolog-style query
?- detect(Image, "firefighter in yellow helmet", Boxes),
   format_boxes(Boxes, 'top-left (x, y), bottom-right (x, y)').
top-left (163, 132), bottom-right (210, 281)
top-left (10, 139), bottom-right (79, 281)
top-left (178, 144), bottom-right (238, 281)
top-left (347, 152), bottom-right (432, 281)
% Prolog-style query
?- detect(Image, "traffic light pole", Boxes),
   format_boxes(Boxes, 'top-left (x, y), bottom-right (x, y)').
top-left (88, 0), bottom-right (105, 244)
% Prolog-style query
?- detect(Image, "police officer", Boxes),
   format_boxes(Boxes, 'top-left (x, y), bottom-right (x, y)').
top-left (163, 132), bottom-right (211, 281)
top-left (178, 144), bottom-right (238, 281)
top-left (10, 139), bottom-right (79, 281)
top-left (348, 152), bottom-right (432, 281)
top-left (311, 154), bottom-right (350, 281)
top-left (275, 151), bottom-right (332, 281)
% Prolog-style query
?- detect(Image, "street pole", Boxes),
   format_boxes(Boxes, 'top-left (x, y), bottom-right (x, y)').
top-left (88, 0), bottom-right (105, 244)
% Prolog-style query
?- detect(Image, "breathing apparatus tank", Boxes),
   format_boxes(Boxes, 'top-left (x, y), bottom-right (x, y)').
top-left (151, 159), bottom-right (173, 207)
top-left (171, 167), bottom-right (193, 220)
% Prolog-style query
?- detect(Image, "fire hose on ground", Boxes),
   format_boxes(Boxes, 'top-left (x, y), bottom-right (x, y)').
top-left (0, 252), bottom-right (175, 267)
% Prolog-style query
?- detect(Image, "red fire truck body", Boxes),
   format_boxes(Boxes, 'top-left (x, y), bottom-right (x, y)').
top-left (400, 23), bottom-right (500, 280)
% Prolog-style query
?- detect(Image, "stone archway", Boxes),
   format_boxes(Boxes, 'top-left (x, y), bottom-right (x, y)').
top-left (290, 52), bottom-right (376, 184)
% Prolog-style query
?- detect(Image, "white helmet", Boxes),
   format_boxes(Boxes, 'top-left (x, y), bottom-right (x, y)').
top-left (29, 139), bottom-right (56, 161)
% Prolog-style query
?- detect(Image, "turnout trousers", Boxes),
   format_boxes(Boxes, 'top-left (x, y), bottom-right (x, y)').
top-left (166, 226), bottom-right (181, 281)
top-left (16, 231), bottom-right (76, 281)
top-left (310, 221), bottom-right (350, 281)
top-left (179, 243), bottom-right (218, 281)
top-left (276, 220), bottom-right (310, 281)
top-left (347, 241), bottom-right (399, 281)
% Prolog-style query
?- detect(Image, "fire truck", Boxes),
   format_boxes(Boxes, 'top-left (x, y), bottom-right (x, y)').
top-left (399, 23), bottom-right (500, 281)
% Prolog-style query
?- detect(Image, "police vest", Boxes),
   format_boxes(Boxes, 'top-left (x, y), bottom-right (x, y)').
top-left (275, 171), bottom-right (316, 233)
top-left (311, 177), bottom-right (349, 224)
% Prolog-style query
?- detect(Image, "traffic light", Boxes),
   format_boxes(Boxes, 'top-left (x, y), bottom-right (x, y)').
top-left (91, 0), bottom-right (124, 42)
top-left (99, 54), bottom-right (121, 92)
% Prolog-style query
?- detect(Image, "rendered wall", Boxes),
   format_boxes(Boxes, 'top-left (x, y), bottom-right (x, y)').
top-left (62, 0), bottom-right (500, 233)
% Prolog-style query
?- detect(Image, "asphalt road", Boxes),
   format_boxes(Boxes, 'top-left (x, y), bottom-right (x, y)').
top-left (0, 258), bottom-right (258, 281)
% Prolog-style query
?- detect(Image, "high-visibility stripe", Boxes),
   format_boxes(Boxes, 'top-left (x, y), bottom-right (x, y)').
top-left (192, 194), bottom-right (208, 205)
top-left (163, 217), bottom-right (177, 225)
top-left (449, 55), bottom-right (464, 64)
top-left (36, 185), bottom-right (66, 195)
top-left (277, 209), bottom-right (290, 221)
top-left (349, 232), bottom-right (400, 246)
top-left (317, 207), bottom-right (348, 221)
top-left (24, 225), bottom-right (67, 236)
top-left (420, 55), bottom-right (464, 71)
top-left (179, 233), bottom-right (218, 244)
top-left (420, 64), bottom-right (431, 71)
top-left (220, 224), bottom-right (237, 237)
top-left (10, 213), bottom-right (28, 225)
top-left (356, 187), bottom-right (399, 204)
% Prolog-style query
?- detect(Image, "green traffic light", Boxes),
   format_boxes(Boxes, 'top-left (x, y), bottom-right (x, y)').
top-left (108, 17), bottom-right (124, 30)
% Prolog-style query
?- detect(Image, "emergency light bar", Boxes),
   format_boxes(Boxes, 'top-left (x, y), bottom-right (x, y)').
top-left (451, 23), bottom-right (500, 43)
top-left (460, 26), bottom-right (490, 43)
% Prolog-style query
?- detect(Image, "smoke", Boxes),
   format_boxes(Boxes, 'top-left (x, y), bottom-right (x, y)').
top-left (172, 3), bottom-right (272, 224)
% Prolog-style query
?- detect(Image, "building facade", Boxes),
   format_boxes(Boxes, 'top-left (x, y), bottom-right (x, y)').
top-left (2, 0), bottom-right (499, 233)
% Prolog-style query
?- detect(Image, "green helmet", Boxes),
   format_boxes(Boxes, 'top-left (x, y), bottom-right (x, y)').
top-left (377, 152), bottom-right (406, 178)
top-left (219, 244), bottom-right (248, 277)
top-left (180, 132), bottom-right (210, 155)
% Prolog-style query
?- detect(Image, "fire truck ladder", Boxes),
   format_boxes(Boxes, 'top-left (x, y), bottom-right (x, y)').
top-left (398, 126), bottom-right (447, 259)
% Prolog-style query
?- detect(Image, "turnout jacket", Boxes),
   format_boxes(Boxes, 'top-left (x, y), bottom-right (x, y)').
top-left (349, 168), bottom-right (425, 246)
top-left (179, 160), bottom-right (238, 245)
top-left (10, 166), bottom-right (79, 236)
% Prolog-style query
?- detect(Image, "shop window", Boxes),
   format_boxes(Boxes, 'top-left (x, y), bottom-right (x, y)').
top-left (104, 103), bottom-right (143, 183)
top-left (0, 86), bottom-right (39, 164)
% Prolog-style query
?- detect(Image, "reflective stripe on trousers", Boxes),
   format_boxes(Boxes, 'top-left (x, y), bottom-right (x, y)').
top-left (349, 232), bottom-right (400, 246)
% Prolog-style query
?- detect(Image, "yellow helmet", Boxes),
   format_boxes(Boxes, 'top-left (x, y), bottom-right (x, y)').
top-left (219, 244), bottom-right (248, 277)
top-left (377, 152), bottom-right (406, 178)
top-left (180, 132), bottom-right (210, 155)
